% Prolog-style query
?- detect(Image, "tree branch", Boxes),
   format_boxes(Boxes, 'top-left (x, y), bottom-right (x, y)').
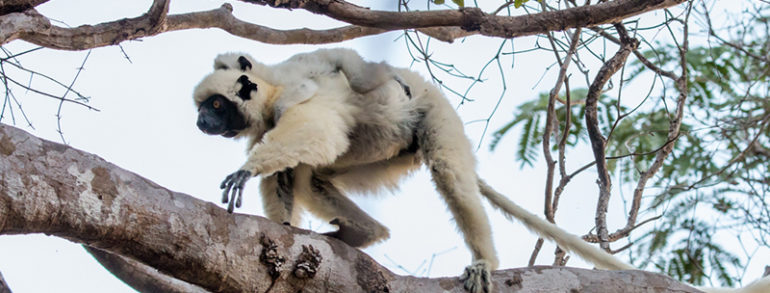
top-left (244, 0), bottom-right (686, 38)
top-left (1, 0), bottom-right (686, 50)
top-left (584, 24), bottom-right (638, 251)
top-left (0, 0), bottom-right (47, 16)
top-left (0, 3), bottom-right (392, 49)
top-left (84, 246), bottom-right (207, 293)
top-left (0, 125), bottom-right (704, 293)
top-left (610, 4), bottom-right (692, 241)
top-left (0, 270), bottom-right (10, 293)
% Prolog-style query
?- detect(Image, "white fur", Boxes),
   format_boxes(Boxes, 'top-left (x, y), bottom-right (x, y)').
top-left (194, 49), bottom-right (496, 292)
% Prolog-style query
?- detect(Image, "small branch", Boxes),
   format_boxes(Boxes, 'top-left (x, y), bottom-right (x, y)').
top-left (677, 114), bottom-right (770, 191)
top-left (615, 3), bottom-right (692, 240)
top-left (584, 24), bottom-right (638, 251)
top-left (528, 238), bottom-right (544, 266)
top-left (534, 0), bottom-right (582, 258)
top-left (55, 49), bottom-right (91, 143)
top-left (584, 215), bottom-right (662, 242)
top-left (589, 26), bottom-right (679, 81)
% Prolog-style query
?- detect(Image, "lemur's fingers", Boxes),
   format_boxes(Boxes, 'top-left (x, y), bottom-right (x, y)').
top-left (220, 170), bottom-right (251, 212)
top-left (227, 196), bottom-right (236, 213)
top-left (221, 179), bottom-right (233, 204)
top-left (234, 172), bottom-right (248, 208)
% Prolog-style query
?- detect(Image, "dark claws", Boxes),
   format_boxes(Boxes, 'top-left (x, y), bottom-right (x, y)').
top-left (219, 170), bottom-right (252, 213)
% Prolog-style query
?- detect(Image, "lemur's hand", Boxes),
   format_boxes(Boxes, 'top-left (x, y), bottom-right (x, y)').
top-left (220, 170), bottom-right (252, 213)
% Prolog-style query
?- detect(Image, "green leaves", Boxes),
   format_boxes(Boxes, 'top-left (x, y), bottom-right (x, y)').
top-left (490, 90), bottom-right (588, 167)
top-left (487, 6), bottom-right (769, 287)
top-left (513, 0), bottom-right (530, 8)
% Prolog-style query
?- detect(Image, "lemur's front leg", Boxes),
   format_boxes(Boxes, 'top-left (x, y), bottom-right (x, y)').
top-left (220, 101), bottom-right (351, 213)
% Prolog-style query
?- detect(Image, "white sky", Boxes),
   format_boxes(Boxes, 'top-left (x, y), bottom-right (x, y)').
top-left (0, 1), bottom-right (767, 292)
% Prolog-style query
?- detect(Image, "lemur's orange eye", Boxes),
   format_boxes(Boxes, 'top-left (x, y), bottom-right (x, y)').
top-left (212, 100), bottom-right (221, 109)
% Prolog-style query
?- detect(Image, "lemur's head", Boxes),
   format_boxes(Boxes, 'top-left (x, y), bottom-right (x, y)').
top-left (193, 54), bottom-right (272, 138)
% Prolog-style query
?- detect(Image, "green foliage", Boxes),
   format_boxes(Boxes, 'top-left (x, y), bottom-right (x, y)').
top-left (637, 198), bottom-right (741, 286)
top-left (492, 8), bottom-right (769, 286)
top-left (490, 89), bottom-right (592, 167)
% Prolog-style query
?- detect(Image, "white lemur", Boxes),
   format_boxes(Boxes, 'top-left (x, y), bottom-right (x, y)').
top-left (193, 49), bottom-right (769, 293)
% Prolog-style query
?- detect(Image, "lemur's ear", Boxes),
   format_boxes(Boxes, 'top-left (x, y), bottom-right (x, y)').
top-left (237, 56), bottom-right (252, 71)
top-left (236, 75), bottom-right (257, 100)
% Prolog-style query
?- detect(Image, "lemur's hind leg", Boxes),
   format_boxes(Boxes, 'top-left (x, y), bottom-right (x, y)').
top-left (293, 165), bottom-right (390, 247)
top-left (259, 169), bottom-right (297, 225)
top-left (417, 101), bottom-right (498, 292)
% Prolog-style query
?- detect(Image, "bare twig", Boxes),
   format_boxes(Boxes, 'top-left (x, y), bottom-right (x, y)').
top-left (609, 3), bottom-right (692, 242)
top-left (584, 215), bottom-right (662, 242)
top-left (531, 0), bottom-right (584, 262)
top-left (590, 26), bottom-right (679, 81)
top-left (55, 49), bottom-right (90, 143)
top-left (528, 238), bottom-right (544, 266)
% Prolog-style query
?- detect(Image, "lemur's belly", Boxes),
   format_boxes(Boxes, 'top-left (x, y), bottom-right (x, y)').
top-left (331, 122), bottom-right (413, 168)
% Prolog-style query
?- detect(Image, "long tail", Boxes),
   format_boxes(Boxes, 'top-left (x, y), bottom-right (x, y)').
top-left (476, 179), bottom-right (634, 271)
top-left (477, 179), bottom-right (770, 293)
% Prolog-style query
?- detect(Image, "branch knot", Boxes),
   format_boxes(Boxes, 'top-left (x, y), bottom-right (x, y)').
top-left (459, 7), bottom-right (483, 32)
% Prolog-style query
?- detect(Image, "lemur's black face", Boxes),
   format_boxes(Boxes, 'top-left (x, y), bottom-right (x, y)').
top-left (197, 94), bottom-right (248, 137)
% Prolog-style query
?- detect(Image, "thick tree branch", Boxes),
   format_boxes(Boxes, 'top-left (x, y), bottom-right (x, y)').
top-left (0, 0), bottom-right (47, 16)
top-left (1, 0), bottom-right (685, 50)
top-left (0, 270), bottom-right (10, 293)
top-left (84, 246), bottom-right (207, 293)
top-left (0, 3), bottom-right (392, 49)
top-left (245, 0), bottom-right (686, 38)
top-left (164, 4), bottom-right (389, 45)
top-left (0, 124), bottom-right (704, 292)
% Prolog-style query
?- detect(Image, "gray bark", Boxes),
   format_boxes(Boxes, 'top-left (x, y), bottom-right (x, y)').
top-left (0, 124), bottom-right (702, 292)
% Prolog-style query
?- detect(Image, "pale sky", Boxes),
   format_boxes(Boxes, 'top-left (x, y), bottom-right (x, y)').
top-left (0, 1), bottom-right (767, 292)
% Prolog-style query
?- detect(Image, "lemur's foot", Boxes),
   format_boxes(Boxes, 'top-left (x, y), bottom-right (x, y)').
top-left (459, 260), bottom-right (492, 293)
